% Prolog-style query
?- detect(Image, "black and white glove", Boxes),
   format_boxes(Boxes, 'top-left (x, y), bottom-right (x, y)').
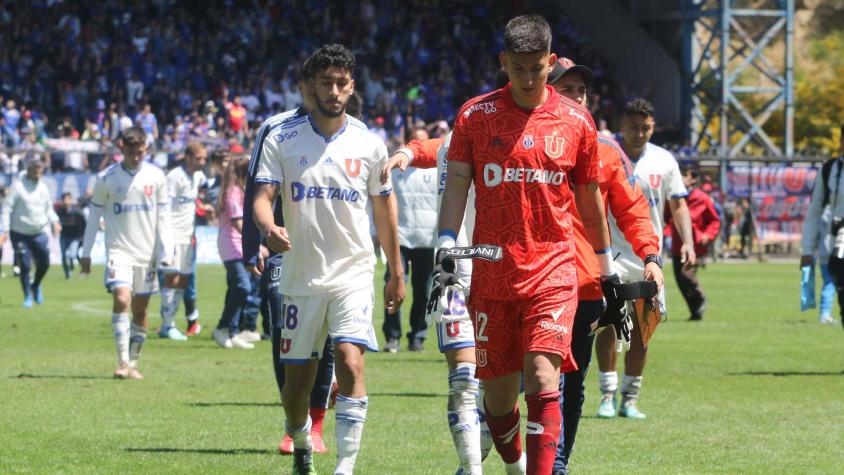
top-left (590, 274), bottom-right (633, 347)
top-left (426, 248), bottom-right (464, 316)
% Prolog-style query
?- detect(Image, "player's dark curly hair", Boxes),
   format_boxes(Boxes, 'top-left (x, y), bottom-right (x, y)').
top-left (624, 98), bottom-right (655, 119)
top-left (504, 14), bottom-right (551, 54)
top-left (302, 44), bottom-right (356, 80)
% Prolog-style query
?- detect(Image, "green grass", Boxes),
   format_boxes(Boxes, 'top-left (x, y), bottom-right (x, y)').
top-left (1, 262), bottom-right (843, 474)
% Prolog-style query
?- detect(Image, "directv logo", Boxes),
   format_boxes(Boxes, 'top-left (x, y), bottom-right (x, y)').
top-left (291, 181), bottom-right (360, 203)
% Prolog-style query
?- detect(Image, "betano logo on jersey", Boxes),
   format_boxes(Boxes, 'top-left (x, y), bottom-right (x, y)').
top-left (482, 163), bottom-right (566, 188)
top-left (113, 202), bottom-right (154, 214)
top-left (290, 181), bottom-right (360, 203)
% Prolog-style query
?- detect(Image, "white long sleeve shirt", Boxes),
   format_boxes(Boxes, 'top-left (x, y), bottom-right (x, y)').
top-left (802, 157), bottom-right (843, 259)
top-left (1, 175), bottom-right (59, 236)
top-left (392, 166), bottom-right (438, 249)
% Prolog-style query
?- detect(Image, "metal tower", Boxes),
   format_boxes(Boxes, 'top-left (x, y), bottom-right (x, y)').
top-left (681, 0), bottom-right (794, 157)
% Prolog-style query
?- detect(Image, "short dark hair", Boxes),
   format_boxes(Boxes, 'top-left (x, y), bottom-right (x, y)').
top-left (120, 127), bottom-right (146, 145)
top-left (302, 44), bottom-right (356, 80)
top-left (623, 98), bottom-right (655, 119)
top-left (210, 149), bottom-right (228, 163)
top-left (62, 192), bottom-right (72, 199)
top-left (504, 15), bottom-right (551, 54)
top-left (346, 92), bottom-right (363, 119)
top-left (681, 166), bottom-right (700, 179)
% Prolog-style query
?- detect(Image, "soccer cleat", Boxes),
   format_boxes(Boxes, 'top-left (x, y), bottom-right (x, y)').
top-left (239, 330), bottom-right (262, 343)
top-left (596, 393), bottom-right (617, 418)
top-left (820, 314), bottom-right (835, 324)
top-left (113, 363), bottom-right (130, 379)
top-left (127, 367), bottom-right (144, 380)
top-left (230, 334), bottom-right (255, 349)
top-left (619, 399), bottom-right (647, 419)
top-left (384, 339), bottom-right (400, 353)
top-left (279, 434), bottom-right (294, 455)
top-left (159, 326), bottom-right (188, 341)
top-left (22, 293), bottom-right (33, 308)
top-left (185, 321), bottom-right (202, 336)
top-left (33, 286), bottom-right (44, 304)
top-left (310, 430), bottom-right (328, 453)
top-left (292, 448), bottom-right (316, 475)
top-left (212, 328), bottom-right (233, 348)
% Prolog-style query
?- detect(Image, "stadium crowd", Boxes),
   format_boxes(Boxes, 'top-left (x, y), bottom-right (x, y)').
top-left (0, 0), bottom-right (621, 171)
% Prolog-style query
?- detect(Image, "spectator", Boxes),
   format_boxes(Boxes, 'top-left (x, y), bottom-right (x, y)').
top-left (213, 157), bottom-right (258, 349)
top-left (134, 103), bottom-right (158, 147)
top-left (2, 99), bottom-right (21, 147)
top-left (126, 74), bottom-right (144, 107)
top-left (382, 126), bottom-right (438, 352)
top-left (56, 192), bottom-right (86, 279)
top-left (226, 95), bottom-right (248, 138)
top-left (668, 167), bottom-right (721, 321)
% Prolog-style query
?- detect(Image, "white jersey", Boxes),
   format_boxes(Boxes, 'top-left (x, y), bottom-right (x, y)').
top-left (166, 166), bottom-right (205, 244)
top-left (609, 142), bottom-right (687, 280)
top-left (87, 162), bottom-right (170, 266)
top-left (255, 113), bottom-right (391, 296)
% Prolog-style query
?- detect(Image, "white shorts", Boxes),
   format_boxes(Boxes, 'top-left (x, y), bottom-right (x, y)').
top-left (279, 287), bottom-right (378, 364)
top-left (435, 287), bottom-right (475, 353)
top-left (105, 257), bottom-right (158, 295)
top-left (161, 242), bottom-right (195, 275)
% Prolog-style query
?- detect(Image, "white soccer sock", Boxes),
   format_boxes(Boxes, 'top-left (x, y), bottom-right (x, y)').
top-left (160, 288), bottom-right (180, 329)
top-left (186, 309), bottom-right (199, 322)
top-left (476, 385), bottom-right (493, 462)
top-left (285, 416), bottom-right (313, 450)
top-left (111, 313), bottom-right (130, 365)
top-left (599, 371), bottom-right (618, 395)
top-left (128, 323), bottom-right (147, 366)
top-left (335, 394), bottom-right (368, 474)
top-left (621, 374), bottom-right (643, 400)
top-left (448, 363), bottom-right (482, 474)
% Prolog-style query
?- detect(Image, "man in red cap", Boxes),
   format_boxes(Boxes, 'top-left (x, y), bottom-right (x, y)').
top-left (547, 56), bottom-right (662, 475)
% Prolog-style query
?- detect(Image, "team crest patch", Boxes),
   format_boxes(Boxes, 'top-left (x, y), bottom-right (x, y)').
top-left (522, 135), bottom-right (534, 150)
top-left (544, 136), bottom-right (565, 159)
top-left (299, 156), bottom-right (308, 166)
top-left (476, 348), bottom-right (488, 367)
top-left (649, 174), bottom-right (662, 188)
top-left (143, 185), bottom-right (154, 197)
top-left (271, 266), bottom-right (282, 280)
top-left (345, 158), bottom-right (362, 177)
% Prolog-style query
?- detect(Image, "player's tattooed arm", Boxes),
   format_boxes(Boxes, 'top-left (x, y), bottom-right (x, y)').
top-left (253, 182), bottom-right (291, 253)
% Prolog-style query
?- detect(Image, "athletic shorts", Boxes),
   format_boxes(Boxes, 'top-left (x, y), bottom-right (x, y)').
top-left (279, 286), bottom-right (378, 364)
top-left (163, 242), bottom-right (195, 275)
top-left (435, 287), bottom-right (474, 353)
top-left (105, 255), bottom-right (158, 295)
top-left (470, 290), bottom-right (578, 380)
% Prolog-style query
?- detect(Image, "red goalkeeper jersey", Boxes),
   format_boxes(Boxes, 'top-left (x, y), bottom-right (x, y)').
top-left (448, 84), bottom-right (599, 301)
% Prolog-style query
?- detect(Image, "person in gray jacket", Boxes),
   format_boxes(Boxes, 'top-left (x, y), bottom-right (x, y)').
top-left (802, 125), bottom-right (844, 327)
top-left (0, 158), bottom-right (61, 307)
top-left (383, 127), bottom-right (439, 352)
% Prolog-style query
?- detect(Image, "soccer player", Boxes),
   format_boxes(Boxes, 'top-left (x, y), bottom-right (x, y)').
top-left (158, 142), bottom-right (207, 340)
top-left (242, 81), bottom-right (337, 456)
top-left (546, 58), bottom-right (663, 474)
top-left (80, 127), bottom-right (173, 380)
top-left (252, 44), bottom-right (405, 475)
top-left (437, 15), bottom-right (614, 474)
top-left (0, 158), bottom-right (61, 307)
top-left (594, 98), bottom-right (696, 420)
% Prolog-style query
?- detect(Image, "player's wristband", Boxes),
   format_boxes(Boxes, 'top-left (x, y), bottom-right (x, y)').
top-left (596, 248), bottom-right (613, 276)
top-left (438, 229), bottom-right (457, 249)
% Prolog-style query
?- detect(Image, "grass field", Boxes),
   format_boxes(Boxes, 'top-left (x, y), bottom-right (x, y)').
top-left (1, 261), bottom-right (843, 474)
